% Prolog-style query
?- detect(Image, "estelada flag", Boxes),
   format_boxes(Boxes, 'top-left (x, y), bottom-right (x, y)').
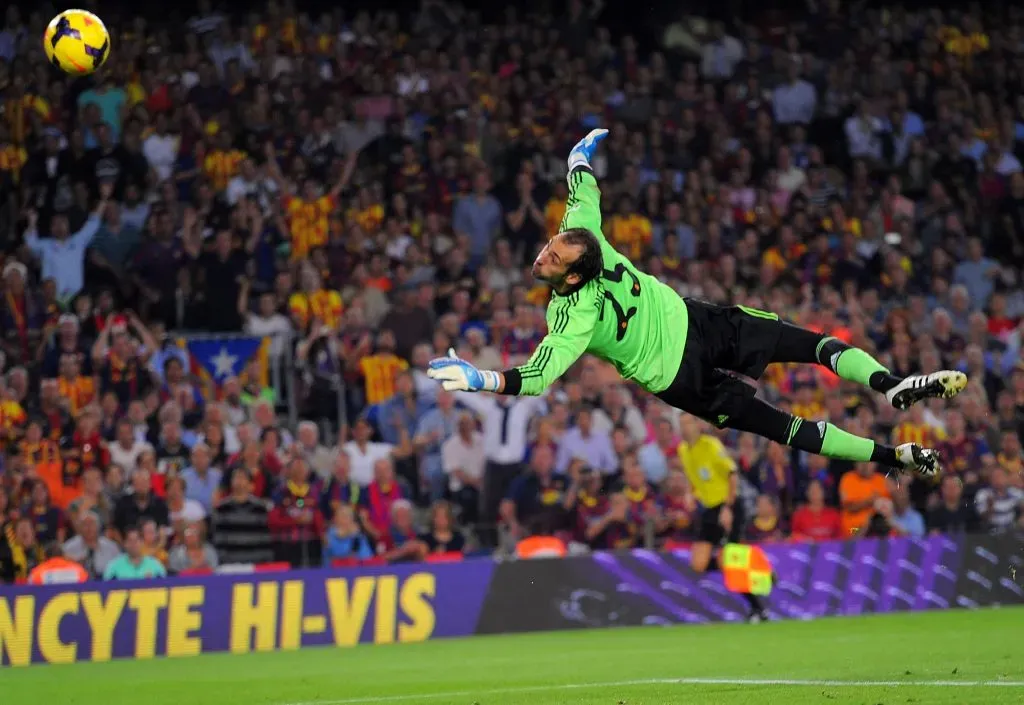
top-left (182, 336), bottom-right (270, 398)
top-left (722, 543), bottom-right (774, 596)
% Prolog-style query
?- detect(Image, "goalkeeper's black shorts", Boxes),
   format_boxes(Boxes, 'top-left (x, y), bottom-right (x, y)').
top-left (655, 298), bottom-right (785, 428)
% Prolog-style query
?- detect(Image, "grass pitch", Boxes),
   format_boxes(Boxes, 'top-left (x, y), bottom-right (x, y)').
top-left (5, 607), bottom-right (1022, 704)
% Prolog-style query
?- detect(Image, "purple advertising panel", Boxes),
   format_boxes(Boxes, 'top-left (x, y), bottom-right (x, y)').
top-left (0, 559), bottom-right (496, 667)
top-left (476, 535), bottom-right (1024, 634)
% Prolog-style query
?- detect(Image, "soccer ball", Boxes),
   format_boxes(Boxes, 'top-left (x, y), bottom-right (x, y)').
top-left (43, 10), bottom-right (111, 75)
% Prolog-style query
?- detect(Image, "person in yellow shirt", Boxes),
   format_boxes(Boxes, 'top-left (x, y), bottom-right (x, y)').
top-left (543, 181), bottom-right (568, 240)
top-left (56, 353), bottom-right (95, 418)
top-left (288, 267), bottom-right (344, 335)
top-left (266, 144), bottom-right (358, 260)
top-left (348, 186), bottom-right (386, 236)
top-left (0, 124), bottom-right (26, 183)
top-left (677, 415), bottom-right (767, 621)
top-left (607, 196), bottom-right (652, 260)
top-left (203, 130), bottom-right (246, 192)
top-left (891, 404), bottom-right (945, 449)
top-left (358, 330), bottom-right (409, 406)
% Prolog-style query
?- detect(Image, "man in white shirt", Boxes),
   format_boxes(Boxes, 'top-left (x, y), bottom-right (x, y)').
top-left (294, 421), bottom-right (334, 480)
top-left (454, 390), bottom-right (546, 545)
top-left (555, 405), bottom-right (617, 476)
top-left (845, 99), bottom-right (884, 162)
top-left (226, 159), bottom-right (277, 212)
top-left (142, 112), bottom-right (179, 183)
top-left (772, 62), bottom-right (817, 126)
top-left (775, 146), bottom-right (808, 194)
top-left (700, 22), bottom-right (743, 81)
top-left (108, 418), bottom-right (152, 475)
top-left (441, 411), bottom-right (486, 523)
top-left (341, 417), bottom-right (395, 486)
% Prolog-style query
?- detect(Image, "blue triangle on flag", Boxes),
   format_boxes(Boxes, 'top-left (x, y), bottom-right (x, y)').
top-left (186, 337), bottom-right (264, 383)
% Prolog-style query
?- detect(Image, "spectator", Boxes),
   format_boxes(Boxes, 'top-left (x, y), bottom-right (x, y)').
top-left (22, 479), bottom-right (66, 546)
top-left (62, 510), bottom-right (121, 579)
top-left (322, 504), bottom-right (374, 565)
top-left (382, 499), bottom-right (425, 563)
top-left (414, 388), bottom-right (459, 502)
top-left (364, 458), bottom-right (408, 548)
top-left (268, 457), bottom-right (325, 567)
top-left (180, 443), bottom-right (223, 515)
top-left (27, 543), bottom-right (89, 585)
top-left (566, 463), bottom-right (610, 548)
top-left (140, 518), bottom-right (169, 568)
top-left (342, 417), bottom-right (395, 487)
top-left (103, 525), bottom-right (167, 580)
top-left (790, 479), bottom-right (842, 542)
top-left (555, 405), bottom-right (617, 477)
top-left (501, 445), bottom-right (567, 543)
top-left (441, 411), bottom-right (485, 523)
top-left (888, 482), bottom-right (926, 538)
top-left (167, 521), bottom-right (219, 574)
top-left (108, 417), bottom-right (151, 474)
top-left (929, 475), bottom-right (980, 535)
top-left (453, 170), bottom-right (502, 269)
top-left (839, 462), bottom-right (890, 537)
top-left (974, 466), bottom-right (1024, 535)
top-left (66, 466), bottom-right (112, 530)
top-left (419, 500), bottom-right (466, 556)
top-left (746, 494), bottom-right (785, 543)
top-left (112, 467), bottom-right (169, 540)
top-left (593, 385), bottom-right (647, 445)
top-left (212, 468), bottom-right (273, 566)
top-left (637, 415), bottom-right (679, 485)
top-left (166, 475), bottom-right (207, 532)
top-left (293, 421), bottom-right (333, 481)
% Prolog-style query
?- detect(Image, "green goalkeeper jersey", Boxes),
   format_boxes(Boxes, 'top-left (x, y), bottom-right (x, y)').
top-left (513, 169), bottom-right (689, 396)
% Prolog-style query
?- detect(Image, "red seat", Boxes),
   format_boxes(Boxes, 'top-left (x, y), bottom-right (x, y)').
top-left (359, 557), bottom-right (388, 566)
top-left (663, 540), bottom-right (692, 551)
top-left (331, 558), bottom-right (359, 568)
top-left (425, 552), bottom-right (464, 564)
top-left (178, 568), bottom-right (214, 576)
top-left (253, 561), bottom-right (292, 573)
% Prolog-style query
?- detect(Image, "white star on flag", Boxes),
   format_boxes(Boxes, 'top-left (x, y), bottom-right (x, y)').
top-left (210, 346), bottom-right (239, 379)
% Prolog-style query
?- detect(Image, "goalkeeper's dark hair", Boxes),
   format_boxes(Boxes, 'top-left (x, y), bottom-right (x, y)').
top-left (560, 227), bottom-right (603, 287)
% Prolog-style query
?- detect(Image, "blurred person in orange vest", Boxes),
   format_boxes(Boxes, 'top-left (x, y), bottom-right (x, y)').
top-left (839, 461), bottom-right (890, 536)
top-left (19, 418), bottom-right (70, 508)
top-left (27, 543), bottom-right (89, 585)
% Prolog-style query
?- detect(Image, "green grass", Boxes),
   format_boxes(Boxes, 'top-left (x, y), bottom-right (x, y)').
top-left (5, 608), bottom-right (1023, 704)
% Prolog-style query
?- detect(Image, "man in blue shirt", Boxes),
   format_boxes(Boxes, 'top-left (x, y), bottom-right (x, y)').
top-left (413, 388), bottom-right (459, 501)
top-left (24, 182), bottom-right (112, 302)
top-left (180, 443), bottom-right (224, 514)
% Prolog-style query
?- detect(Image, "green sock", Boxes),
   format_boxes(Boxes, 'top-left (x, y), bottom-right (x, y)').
top-left (820, 423), bottom-right (876, 462)
top-left (832, 347), bottom-right (889, 387)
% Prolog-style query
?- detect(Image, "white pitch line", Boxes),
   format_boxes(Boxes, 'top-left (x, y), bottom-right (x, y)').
top-left (281, 677), bottom-right (1024, 705)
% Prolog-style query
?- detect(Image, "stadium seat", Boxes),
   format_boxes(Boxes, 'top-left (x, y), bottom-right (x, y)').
top-left (253, 562), bottom-right (292, 573)
top-left (177, 568), bottom-right (214, 576)
top-left (424, 551), bottom-right (464, 563)
top-left (359, 557), bottom-right (388, 566)
top-left (331, 558), bottom-right (360, 567)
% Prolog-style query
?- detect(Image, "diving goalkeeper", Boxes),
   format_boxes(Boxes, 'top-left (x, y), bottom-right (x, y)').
top-left (428, 129), bottom-right (966, 477)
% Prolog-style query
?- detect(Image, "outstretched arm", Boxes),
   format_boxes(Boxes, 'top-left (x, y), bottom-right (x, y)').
top-left (560, 129), bottom-right (620, 262)
top-left (428, 291), bottom-right (599, 397)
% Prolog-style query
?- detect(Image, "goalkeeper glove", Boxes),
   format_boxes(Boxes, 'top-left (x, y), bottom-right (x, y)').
top-left (567, 128), bottom-right (609, 173)
top-left (427, 348), bottom-right (501, 393)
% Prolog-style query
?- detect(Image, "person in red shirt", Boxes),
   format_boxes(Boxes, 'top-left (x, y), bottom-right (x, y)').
top-left (268, 457), bottom-right (325, 568)
top-left (790, 479), bottom-right (842, 542)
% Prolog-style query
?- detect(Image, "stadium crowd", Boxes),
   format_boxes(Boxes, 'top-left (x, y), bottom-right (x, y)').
top-left (1, 0), bottom-right (1024, 583)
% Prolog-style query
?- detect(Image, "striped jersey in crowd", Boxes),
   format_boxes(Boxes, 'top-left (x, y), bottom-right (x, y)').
top-left (212, 496), bottom-right (274, 565)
